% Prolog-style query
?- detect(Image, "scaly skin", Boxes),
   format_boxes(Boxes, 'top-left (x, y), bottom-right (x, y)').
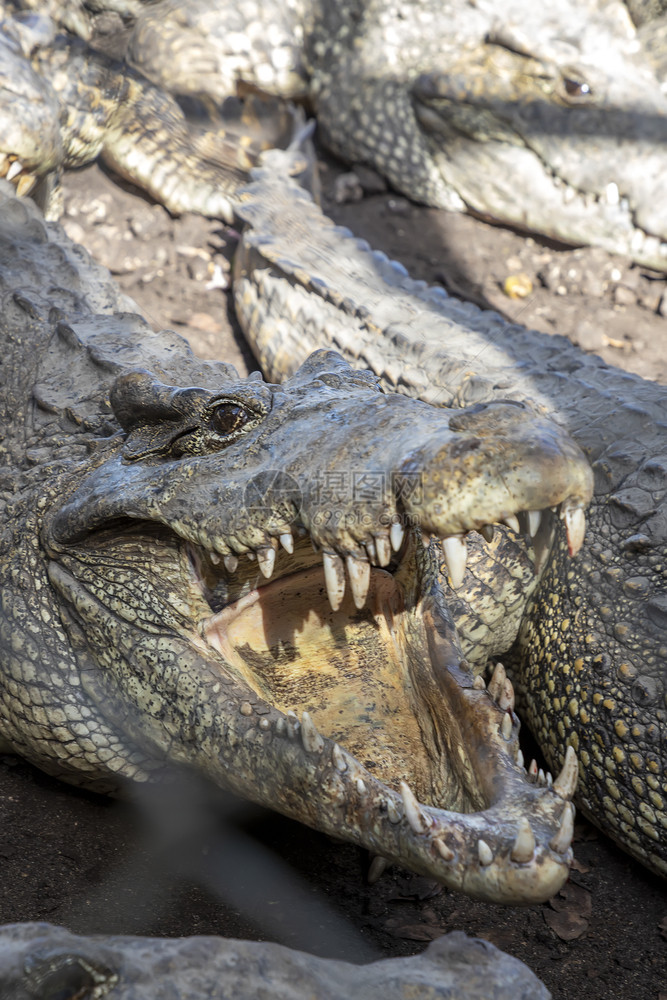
top-left (0, 182), bottom-right (593, 906)
top-left (125, 0), bottom-right (667, 269)
top-left (0, 924), bottom-right (550, 1000)
top-left (232, 145), bottom-right (667, 877)
top-left (0, 7), bottom-right (299, 219)
top-left (3, 1), bottom-right (667, 265)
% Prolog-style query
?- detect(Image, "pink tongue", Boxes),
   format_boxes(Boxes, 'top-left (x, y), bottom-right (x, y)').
top-left (202, 565), bottom-right (402, 663)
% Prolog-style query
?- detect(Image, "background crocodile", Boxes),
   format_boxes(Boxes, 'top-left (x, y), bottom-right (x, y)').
top-left (3, 0), bottom-right (667, 270)
top-left (0, 3), bottom-right (305, 219)
top-left (120, 0), bottom-right (667, 270)
top-left (232, 142), bottom-right (667, 879)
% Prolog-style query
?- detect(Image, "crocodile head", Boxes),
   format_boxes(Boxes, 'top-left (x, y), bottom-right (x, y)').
top-left (40, 349), bottom-right (593, 904)
top-left (123, 0), bottom-right (667, 270)
top-left (410, 5), bottom-right (667, 269)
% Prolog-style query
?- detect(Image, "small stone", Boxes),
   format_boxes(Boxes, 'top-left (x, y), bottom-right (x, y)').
top-left (613, 285), bottom-right (637, 306)
top-left (503, 273), bottom-right (533, 299)
top-left (189, 312), bottom-right (223, 334)
top-left (387, 197), bottom-right (410, 216)
top-left (573, 320), bottom-right (603, 352)
top-left (333, 172), bottom-right (364, 204)
top-left (187, 257), bottom-right (211, 282)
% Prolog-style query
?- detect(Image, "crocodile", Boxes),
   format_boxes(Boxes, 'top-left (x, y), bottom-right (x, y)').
top-left (0, 5), bottom-right (304, 220)
top-left (0, 923), bottom-right (550, 1000)
top-left (120, 0), bottom-right (667, 270)
top-left (231, 141), bottom-right (667, 877)
top-left (0, 178), bottom-right (594, 908)
top-left (3, 0), bottom-right (667, 270)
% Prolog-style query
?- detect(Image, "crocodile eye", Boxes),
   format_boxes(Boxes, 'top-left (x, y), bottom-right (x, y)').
top-left (209, 402), bottom-right (250, 437)
top-left (562, 76), bottom-right (592, 100)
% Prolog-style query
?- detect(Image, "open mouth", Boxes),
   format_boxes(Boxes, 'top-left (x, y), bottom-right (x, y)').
top-left (190, 505), bottom-right (581, 805)
top-left (101, 500), bottom-right (579, 904)
top-left (48, 500), bottom-right (579, 904)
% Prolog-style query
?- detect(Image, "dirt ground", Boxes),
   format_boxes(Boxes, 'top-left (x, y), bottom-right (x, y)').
top-left (1, 156), bottom-right (666, 999)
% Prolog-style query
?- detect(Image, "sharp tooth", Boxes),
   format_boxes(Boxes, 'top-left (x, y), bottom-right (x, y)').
top-left (223, 554), bottom-right (238, 573)
top-left (390, 521), bottom-right (405, 551)
top-left (209, 551), bottom-right (221, 565)
top-left (503, 515), bottom-right (520, 534)
top-left (528, 759), bottom-right (538, 780)
top-left (516, 748), bottom-right (524, 768)
top-left (546, 771), bottom-right (553, 787)
top-left (300, 711), bottom-right (324, 754)
top-left (247, 551), bottom-right (256, 561)
top-left (368, 856), bottom-right (389, 883)
top-left (256, 547), bottom-right (275, 578)
top-left (553, 745), bottom-right (578, 799)
top-left (16, 173), bottom-right (37, 197)
top-left (279, 531), bottom-right (294, 553)
top-left (332, 743), bottom-right (347, 772)
top-left (356, 777), bottom-right (366, 795)
top-left (498, 677), bottom-right (515, 713)
top-left (527, 510), bottom-right (542, 536)
top-left (421, 531), bottom-right (432, 548)
top-left (375, 534), bottom-right (391, 567)
top-left (441, 535), bottom-right (467, 589)
top-left (323, 551), bottom-right (346, 611)
top-left (433, 836), bottom-right (454, 861)
top-left (346, 554), bottom-right (370, 609)
top-left (479, 523), bottom-right (495, 542)
top-left (563, 505), bottom-right (586, 556)
top-left (537, 768), bottom-right (546, 786)
top-left (386, 798), bottom-right (402, 824)
top-left (6, 159), bottom-right (22, 181)
top-left (365, 538), bottom-right (378, 564)
top-left (478, 839), bottom-right (493, 866)
top-left (472, 675), bottom-right (486, 690)
top-left (549, 802), bottom-right (575, 853)
top-left (399, 781), bottom-right (431, 834)
top-left (487, 662), bottom-right (506, 703)
top-left (605, 181), bottom-right (620, 206)
top-left (501, 712), bottom-right (513, 741)
top-left (510, 818), bottom-right (536, 863)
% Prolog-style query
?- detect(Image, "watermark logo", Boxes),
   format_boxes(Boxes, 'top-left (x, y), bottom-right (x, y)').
top-left (243, 469), bottom-right (303, 517)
